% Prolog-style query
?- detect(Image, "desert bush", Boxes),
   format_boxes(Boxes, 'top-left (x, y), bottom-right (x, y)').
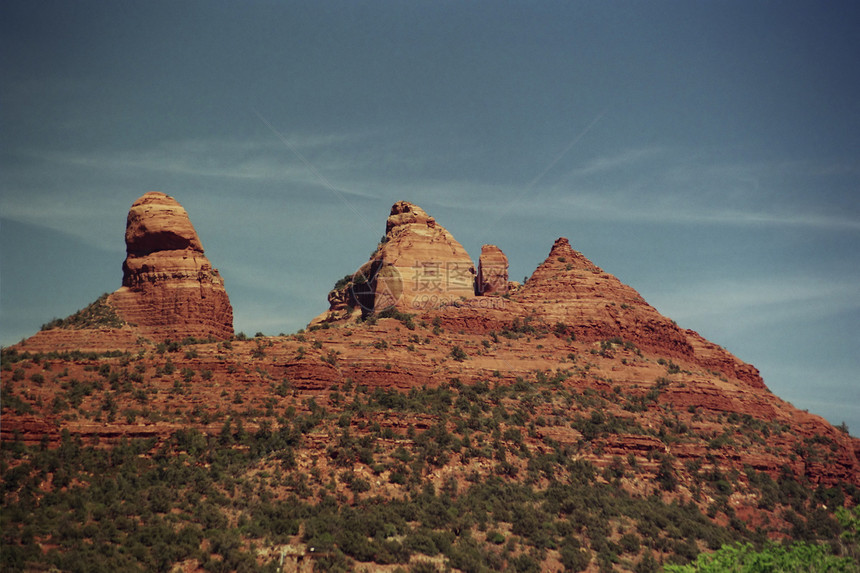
top-left (664, 541), bottom-right (856, 572)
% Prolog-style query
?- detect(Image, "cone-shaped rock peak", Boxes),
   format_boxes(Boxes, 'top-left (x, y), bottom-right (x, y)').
top-left (379, 201), bottom-right (475, 311)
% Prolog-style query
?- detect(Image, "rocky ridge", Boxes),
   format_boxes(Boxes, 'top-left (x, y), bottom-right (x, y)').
top-left (3, 198), bottom-right (860, 572)
top-left (7, 200), bottom-right (859, 487)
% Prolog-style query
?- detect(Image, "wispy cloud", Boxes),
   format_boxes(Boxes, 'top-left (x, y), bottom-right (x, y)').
top-left (0, 192), bottom-right (131, 251)
top-left (649, 276), bottom-right (860, 331)
top-left (0, 133), bottom-right (391, 247)
top-left (14, 134), bottom-right (381, 186)
top-left (341, 145), bottom-right (860, 232)
top-left (523, 148), bottom-right (860, 231)
top-left (567, 147), bottom-right (663, 176)
top-left (4, 138), bottom-right (857, 263)
top-left (399, 145), bottom-right (859, 231)
top-left (551, 191), bottom-right (860, 230)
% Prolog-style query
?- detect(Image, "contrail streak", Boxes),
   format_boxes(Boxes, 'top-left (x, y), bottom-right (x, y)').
top-left (252, 107), bottom-right (375, 233)
top-left (487, 110), bottom-right (606, 230)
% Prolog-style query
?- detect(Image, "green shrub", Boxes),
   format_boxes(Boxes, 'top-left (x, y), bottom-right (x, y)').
top-left (40, 293), bottom-right (126, 330)
top-left (450, 345), bottom-right (468, 362)
top-left (560, 536), bottom-right (592, 572)
top-left (663, 541), bottom-right (857, 572)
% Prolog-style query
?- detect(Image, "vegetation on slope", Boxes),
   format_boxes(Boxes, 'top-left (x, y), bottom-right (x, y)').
top-left (665, 532), bottom-right (860, 572)
top-left (2, 319), bottom-right (859, 572)
top-left (3, 415), bottom-right (858, 572)
top-left (40, 293), bottom-right (127, 331)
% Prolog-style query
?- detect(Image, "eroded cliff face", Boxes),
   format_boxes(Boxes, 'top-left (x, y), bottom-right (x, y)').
top-left (10, 200), bottom-right (858, 496)
top-left (477, 244), bottom-right (509, 296)
top-left (374, 201), bottom-right (476, 311)
top-left (107, 192), bottom-right (233, 340)
top-left (513, 238), bottom-right (764, 388)
top-left (313, 201), bottom-right (477, 325)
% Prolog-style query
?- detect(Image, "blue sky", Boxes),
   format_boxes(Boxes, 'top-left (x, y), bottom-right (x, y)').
top-left (2, 1), bottom-right (858, 432)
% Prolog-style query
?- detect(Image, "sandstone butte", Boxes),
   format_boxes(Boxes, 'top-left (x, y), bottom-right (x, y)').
top-left (3, 199), bottom-right (860, 529)
top-left (312, 201), bottom-right (477, 325)
top-left (22, 192), bottom-right (233, 352)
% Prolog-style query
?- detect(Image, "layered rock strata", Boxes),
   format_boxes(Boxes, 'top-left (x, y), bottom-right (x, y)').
top-left (378, 201), bottom-right (475, 311)
top-left (107, 192), bottom-right (233, 340)
top-left (9, 203), bottom-right (860, 495)
top-left (515, 237), bottom-right (764, 387)
top-left (314, 201), bottom-right (476, 323)
top-left (476, 244), bottom-right (509, 296)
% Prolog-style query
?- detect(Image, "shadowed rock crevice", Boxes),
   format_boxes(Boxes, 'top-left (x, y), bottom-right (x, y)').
top-left (476, 244), bottom-right (509, 296)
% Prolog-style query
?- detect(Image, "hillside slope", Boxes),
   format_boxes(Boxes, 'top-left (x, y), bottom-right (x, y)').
top-left (2, 200), bottom-right (858, 572)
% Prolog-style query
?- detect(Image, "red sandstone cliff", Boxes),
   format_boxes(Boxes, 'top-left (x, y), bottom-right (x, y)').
top-left (7, 202), bottom-right (859, 492)
top-left (24, 192), bottom-right (233, 351)
top-left (108, 192), bottom-right (233, 341)
top-left (313, 201), bottom-right (476, 324)
top-left (477, 244), bottom-right (509, 296)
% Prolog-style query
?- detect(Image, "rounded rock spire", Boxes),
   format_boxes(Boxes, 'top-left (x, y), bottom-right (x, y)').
top-left (109, 192), bottom-right (234, 340)
top-left (124, 192), bottom-right (203, 256)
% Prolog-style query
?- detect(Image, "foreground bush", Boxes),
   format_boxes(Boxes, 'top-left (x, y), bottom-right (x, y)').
top-left (664, 541), bottom-right (859, 573)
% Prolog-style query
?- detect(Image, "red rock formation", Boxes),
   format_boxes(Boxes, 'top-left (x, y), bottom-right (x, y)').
top-left (377, 201), bottom-right (475, 311)
top-left (516, 237), bottom-right (690, 350)
top-left (312, 201), bottom-right (475, 324)
top-left (108, 192), bottom-right (233, 340)
top-left (515, 237), bottom-right (765, 388)
top-left (8, 203), bottom-right (859, 499)
top-left (477, 244), bottom-right (509, 296)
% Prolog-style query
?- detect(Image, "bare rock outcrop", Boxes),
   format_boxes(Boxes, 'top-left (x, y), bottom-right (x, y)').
top-left (515, 237), bottom-right (680, 348)
top-left (378, 201), bottom-right (475, 311)
top-left (476, 244), bottom-right (509, 296)
top-left (8, 198), bottom-right (860, 506)
top-left (515, 237), bottom-right (764, 387)
top-left (108, 192), bottom-right (233, 340)
top-left (313, 201), bottom-right (475, 324)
